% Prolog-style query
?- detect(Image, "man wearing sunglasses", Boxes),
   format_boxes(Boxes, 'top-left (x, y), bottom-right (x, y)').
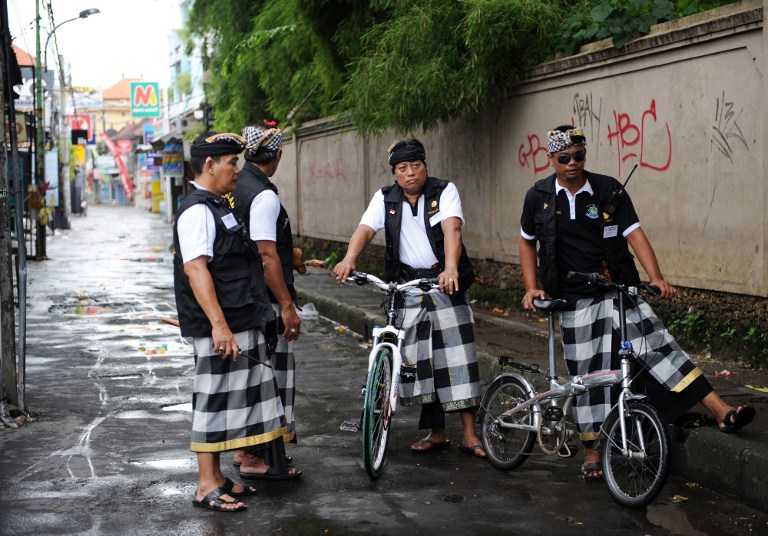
top-left (518, 124), bottom-right (755, 480)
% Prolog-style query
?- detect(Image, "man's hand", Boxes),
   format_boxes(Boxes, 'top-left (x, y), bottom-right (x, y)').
top-left (281, 305), bottom-right (301, 341)
top-left (212, 323), bottom-right (240, 361)
top-left (438, 267), bottom-right (459, 295)
top-left (333, 258), bottom-right (355, 283)
top-left (649, 278), bottom-right (677, 300)
top-left (521, 288), bottom-right (545, 312)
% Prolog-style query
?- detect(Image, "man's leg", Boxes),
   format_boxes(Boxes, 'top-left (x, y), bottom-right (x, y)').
top-left (195, 452), bottom-right (244, 510)
top-left (459, 409), bottom-right (485, 458)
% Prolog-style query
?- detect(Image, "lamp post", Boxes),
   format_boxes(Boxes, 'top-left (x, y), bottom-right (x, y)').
top-left (36, 7), bottom-right (100, 229)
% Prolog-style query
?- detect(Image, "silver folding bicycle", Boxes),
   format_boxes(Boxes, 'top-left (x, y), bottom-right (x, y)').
top-left (479, 271), bottom-right (671, 508)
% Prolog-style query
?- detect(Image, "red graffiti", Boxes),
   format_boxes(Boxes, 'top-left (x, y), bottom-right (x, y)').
top-left (308, 161), bottom-right (347, 183)
top-left (607, 99), bottom-right (672, 177)
top-left (518, 134), bottom-right (550, 175)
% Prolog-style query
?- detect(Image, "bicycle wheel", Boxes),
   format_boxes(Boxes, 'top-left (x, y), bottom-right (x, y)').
top-left (481, 376), bottom-right (536, 470)
top-left (601, 401), bottom-right (670, 508)
top-left (361, 347), bottom-right (393, 479)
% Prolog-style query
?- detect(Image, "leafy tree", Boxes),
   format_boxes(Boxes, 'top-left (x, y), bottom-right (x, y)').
top-left (340, 0), bottom-right (562, 134)
top-left (187, 0), bottom-right (740, 134)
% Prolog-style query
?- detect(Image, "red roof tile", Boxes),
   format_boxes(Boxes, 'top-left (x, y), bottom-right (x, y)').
top-left (103, 78), bottom-right (142, 100)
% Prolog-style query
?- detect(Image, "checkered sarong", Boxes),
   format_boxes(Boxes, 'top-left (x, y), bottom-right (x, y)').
top-left (272, 303), bottom-right (296, 443)
top-left (398, 290), bottom-right (481, 412)
top-left (189, 328), bottom-right (287, 452)
top-left (560, 292), bottom-right (704, 442)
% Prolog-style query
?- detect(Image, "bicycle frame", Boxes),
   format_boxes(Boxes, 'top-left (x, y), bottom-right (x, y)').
top-left (367, 325), bottom-right (405, 418)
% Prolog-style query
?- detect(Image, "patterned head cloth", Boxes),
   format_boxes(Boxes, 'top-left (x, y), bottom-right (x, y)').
top-left (547, 126), bottom-right (586, 153)
top-left (243, 122), bottom-right (283, 157)
top-left (189, 132), bottom-right (246, 158)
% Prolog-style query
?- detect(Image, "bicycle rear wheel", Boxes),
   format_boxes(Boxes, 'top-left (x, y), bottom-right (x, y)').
top-left (481, 376), bottom-right (536, 470)
top-left (361, 347), bottom-right (393, 479)
top-left (601, 401), bottom-right (670, 508)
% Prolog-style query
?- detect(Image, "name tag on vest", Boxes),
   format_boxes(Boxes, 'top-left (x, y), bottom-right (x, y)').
top-left (221, 213), bottom-right (238, 230)
top-left (603, 224), bottom-right (618, 238)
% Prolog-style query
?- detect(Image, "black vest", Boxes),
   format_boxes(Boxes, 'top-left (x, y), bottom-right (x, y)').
top-left (530, 170), bottom-right (640, 296)
top-left (173, 188), bottom-right (274, 337)
top-left (230, 162), bottom-right (296, 303)
top-left (382, 176), bottom-right (474, 290)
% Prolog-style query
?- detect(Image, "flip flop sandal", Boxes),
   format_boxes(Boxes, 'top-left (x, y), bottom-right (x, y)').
top-left (233, 455), bottom-right (292, 467)
top-left (410, 438), bottom-right (450, 453)
top-left (221, 478), bottom-right (258, 497)
top-left (458, 444), bottom-right (486, 458)
top-left (581, 462), bottom-right (603, 481)
top-left (240, 467), bottom-right (303, 481)
top-left (192, 487), bottom-right (247, 513)
top-left (720, 406), bottom-right (756, 433)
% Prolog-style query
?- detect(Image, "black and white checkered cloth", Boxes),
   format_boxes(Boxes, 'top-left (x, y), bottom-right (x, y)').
top-left (560, 292), bottom-right (704, 442)
top-left (272, 303), bottom-right (296, 443)
top-left (398, 290), bottom-right (481, 412)
top-left (189, 328), bottom-right (287, 452)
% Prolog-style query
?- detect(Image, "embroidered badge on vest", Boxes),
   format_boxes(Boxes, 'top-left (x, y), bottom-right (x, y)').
top-left (586, 204), bottom-right (599, 219)
top-left (427, 199), bottom-right (439, 216)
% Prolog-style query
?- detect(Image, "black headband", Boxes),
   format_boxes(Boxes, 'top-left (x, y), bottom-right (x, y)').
top-left (388, 139), bottom-right (426, 167)
top-left (190, 132), bottom-right (246, 158)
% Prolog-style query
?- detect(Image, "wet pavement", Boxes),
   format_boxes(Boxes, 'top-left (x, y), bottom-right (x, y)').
top-left (1, 205), bottom-right (766, 536)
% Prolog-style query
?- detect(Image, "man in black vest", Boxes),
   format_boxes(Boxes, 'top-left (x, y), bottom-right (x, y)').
top-left (230, 121), bottom-right (303, 475)
top-left (333, 139), bottom-right (485, 459)
top-left (519, 124), bottom-right (755, 479)
top-left (174, 132), bottom-right (296, 513)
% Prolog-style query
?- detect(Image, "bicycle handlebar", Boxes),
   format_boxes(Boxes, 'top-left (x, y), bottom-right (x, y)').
top-left (566, 271), bottom-right (660, 297)
top-left (349, 271), bottom-right (440, 293)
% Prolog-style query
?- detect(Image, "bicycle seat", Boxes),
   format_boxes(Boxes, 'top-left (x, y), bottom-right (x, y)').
top-left (533, 298), bottom-right (570, 312)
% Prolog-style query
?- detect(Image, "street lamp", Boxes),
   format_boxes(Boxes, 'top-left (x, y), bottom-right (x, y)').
top-left (34, 5), bottom-right (100, 234)
top-left (43, 8), bottom-right (100, 68)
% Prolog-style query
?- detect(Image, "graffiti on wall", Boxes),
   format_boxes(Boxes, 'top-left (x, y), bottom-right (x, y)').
top-left (711, 91), bottom-right (749, 164)
top-left (518, 97), bottom-right (673, 178)
top-left (308, 160), bottom-right (348, 184)
top-left (607, 99), bottom-right (672, 178)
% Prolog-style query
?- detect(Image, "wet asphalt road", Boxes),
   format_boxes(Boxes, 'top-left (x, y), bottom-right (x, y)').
top-left (1, 205), bottom-right (766, 536)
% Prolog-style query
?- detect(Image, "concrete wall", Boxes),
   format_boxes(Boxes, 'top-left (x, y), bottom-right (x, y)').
top-left (277, 0), bottom-right (767, 297)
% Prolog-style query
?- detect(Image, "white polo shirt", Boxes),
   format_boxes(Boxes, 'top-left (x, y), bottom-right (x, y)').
top-left (177, 182), bottom-right (216, 263)
top-left (360, 182), bottom-right (464, 269)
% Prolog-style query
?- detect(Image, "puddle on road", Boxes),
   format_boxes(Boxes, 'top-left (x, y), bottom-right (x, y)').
top-left (162, 403), bottom-right (192, 412)
top-left (441, 494), bottom-right (465, 503)
top-left (130, 458), bottom-right (191, 470)
top-left (98, 373), bottom-right (141, 380)
top-left (647, 503), bottom-right (707, 535)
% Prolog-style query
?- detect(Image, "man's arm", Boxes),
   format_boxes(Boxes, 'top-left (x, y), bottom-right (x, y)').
top-left (332, 224), bottom-right (376, 282)
top-left (184, 256), bottom-right (239, 359)
top-left (519, 236), bottom-right (544, 311)
top-left (625, 228), bottom-right (677, 299)
top-left (440, 217), bottom-right (462, 294)
top-left (256, 240), bottom-right (301, 341)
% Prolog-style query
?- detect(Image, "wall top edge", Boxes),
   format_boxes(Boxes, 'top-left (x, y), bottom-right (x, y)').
top-left (527, 3), bottom-right (762, 79)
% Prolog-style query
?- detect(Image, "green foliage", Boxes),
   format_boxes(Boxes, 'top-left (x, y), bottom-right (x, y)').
top-left (186, 0), bottom-right (741, 135)
top-left (559, 0), bottom-right (739, 54)
top-left (341, 0), bottom-right (562, 134)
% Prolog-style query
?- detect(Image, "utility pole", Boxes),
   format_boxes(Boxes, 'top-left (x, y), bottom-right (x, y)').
top-left (33, 0), bottom-right (46, 259)
top-left (58, 55), bottom-right (70, 222)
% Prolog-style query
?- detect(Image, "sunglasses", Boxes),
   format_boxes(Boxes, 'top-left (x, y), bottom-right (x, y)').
top-left (554, 150), bottom-right (586, 164)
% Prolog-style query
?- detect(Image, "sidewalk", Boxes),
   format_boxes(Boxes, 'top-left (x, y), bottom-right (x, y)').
top-left (295, 266), bottom-right (768, 513)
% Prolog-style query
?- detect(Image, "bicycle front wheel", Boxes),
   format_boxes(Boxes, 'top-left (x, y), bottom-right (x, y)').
top-left (481, 376), bottom-right (536, 470)
top-left (602, 401), bottom-right (670, 508)
top-left (361, 347), bottom-right (393, 479)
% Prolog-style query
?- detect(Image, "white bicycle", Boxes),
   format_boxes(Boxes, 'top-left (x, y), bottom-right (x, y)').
top-left (346, 271), bottom-right (439, 479)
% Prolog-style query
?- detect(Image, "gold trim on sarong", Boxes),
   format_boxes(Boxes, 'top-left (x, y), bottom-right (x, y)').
top-left (190, 426), bottom-right (288, 453)
top-left (670, 367), bottom-right (703, 393)
top-left (579, 431), bottom-right (600, 441)
top-left (282, 431), bottom-right (296, 443)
